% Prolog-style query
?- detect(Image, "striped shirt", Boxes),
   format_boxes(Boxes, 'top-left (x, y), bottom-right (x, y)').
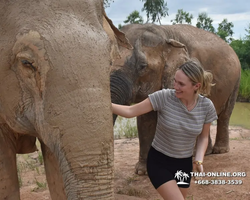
top-left (148, 89), bottom-right (218, 158)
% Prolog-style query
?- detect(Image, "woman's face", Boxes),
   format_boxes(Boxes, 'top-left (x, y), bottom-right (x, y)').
top-left (173, 69), bottom-right (199, 99)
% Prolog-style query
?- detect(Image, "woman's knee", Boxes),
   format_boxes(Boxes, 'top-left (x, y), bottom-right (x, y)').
top-left (156, 180), bottom-right (185, 200)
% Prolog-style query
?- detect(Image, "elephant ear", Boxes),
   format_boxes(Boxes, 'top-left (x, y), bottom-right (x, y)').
top-left (103, 9), bottom-right (133, 61)
top-left (162, 39), bottom-right (189, 89)
top-left (103, 14), bottom-right (133, 50)
top-left (166, 39), bottom-right (188, 52)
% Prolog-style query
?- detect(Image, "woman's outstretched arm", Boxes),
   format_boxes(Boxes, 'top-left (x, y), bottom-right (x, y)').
top-left (112, 98), bottom-right (153, 118)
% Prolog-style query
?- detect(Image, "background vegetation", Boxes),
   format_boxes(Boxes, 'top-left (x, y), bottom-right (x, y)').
top-left (105, 0), bottom-right (250, 101)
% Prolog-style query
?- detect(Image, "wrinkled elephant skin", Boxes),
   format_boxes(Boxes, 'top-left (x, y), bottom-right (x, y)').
top-left (0, 1), bottom-right (131, 200)
top-left (110, 24), bottom-right (241, 175)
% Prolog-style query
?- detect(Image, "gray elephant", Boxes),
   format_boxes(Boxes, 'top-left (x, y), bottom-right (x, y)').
top-left (0, 1), bottom-right (131, 199)
top-left (110, 23), bottom-right (241, 175)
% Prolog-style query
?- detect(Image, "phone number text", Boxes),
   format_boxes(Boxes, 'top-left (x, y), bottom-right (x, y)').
top-left (194, 179), bottom-right (243, 185)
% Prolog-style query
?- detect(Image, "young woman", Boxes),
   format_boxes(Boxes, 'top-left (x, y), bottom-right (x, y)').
top-left (112, 59), bottom-right (218, 200)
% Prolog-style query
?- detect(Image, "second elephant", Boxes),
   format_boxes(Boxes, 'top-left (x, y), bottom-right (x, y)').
top-left (110, 23), bottom-right (241, 175)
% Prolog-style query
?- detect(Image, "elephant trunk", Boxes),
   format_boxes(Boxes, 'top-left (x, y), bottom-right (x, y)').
top-left (42, 84), bottom-right (114, 199)
top-left (110, 70), bottom-right (133, 105)
top-left (36, 58), bottom-right (114, 200)
top-left (110, 70), bottom-right (133, 123)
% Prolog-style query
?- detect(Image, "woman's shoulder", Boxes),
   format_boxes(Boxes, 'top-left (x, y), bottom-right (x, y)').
top-left (160, 88), bottom-right (176, 99)
top-left (162, 88), bottom-right (175, 95)
top-left (198, 95), bottom-right (214, 106)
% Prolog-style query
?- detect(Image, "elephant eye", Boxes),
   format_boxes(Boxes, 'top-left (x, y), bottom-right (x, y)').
top-left (137, 63), bottom-right (148, 76)
top-left (138, 63), bottom-right (147, 71)
top-left (21, 60), bottom-right (37, 71)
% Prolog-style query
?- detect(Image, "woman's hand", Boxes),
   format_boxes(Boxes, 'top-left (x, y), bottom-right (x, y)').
top-left (193, 161), bottom-right (204, 173)
top-left (112, 98), bottom-right (153, 118)
top-left (192, 161), bottom-right (204, 181)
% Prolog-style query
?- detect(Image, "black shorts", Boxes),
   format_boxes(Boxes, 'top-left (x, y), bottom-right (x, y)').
top-left (147, 146), bottom-right (192, 189)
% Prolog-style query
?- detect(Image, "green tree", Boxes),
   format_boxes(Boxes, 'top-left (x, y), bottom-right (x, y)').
top-left (104, 0), bottom-right (114, 8)
top-left (216, 19), bottom-right (234, 43)
top-left (229, 24), bottom-right (250, 99)
top-left (123, 10), bottom-right (144, 24)
top-left (230, 39), bottom-right (250, 70)
top-left (231, 40), bottom-right (247, 69)
top-left (196, 12), bottom-right (215, 33)
top-left (171, 9), bottom-right (193, 25)
top-left (242, 24), bottom-right (250, 70)
top-left (118, 10), bottom-right (144, 29)
top-left (118, 24), bottom-right (123, 29)
top-left (245, 23), bottom-right (250, 40)
top-left (141, 0), bottom-right (168, 24)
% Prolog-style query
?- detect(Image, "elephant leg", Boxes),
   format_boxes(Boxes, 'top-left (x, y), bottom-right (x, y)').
top-left (213, 106), bottom-right (231, 154)
top-left (213, 117), bottom-right (230, 154)
top-left (0, 125), bottom-right (20, 200)
top-left (213, 77), bottom-right (239, 154)
top-left (135, 111), bottom-right (157, 175)
top-left (40, 141), bottom-right (66, 200)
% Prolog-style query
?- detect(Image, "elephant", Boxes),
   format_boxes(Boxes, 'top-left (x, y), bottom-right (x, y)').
top-left (110, 23), bottom-right (241, 175)
top-left (0, 1), bottom-right (131, 199)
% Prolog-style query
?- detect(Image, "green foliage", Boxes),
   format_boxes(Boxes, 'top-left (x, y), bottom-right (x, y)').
top-left (104, 0), bottom-right (114, 8)
top-left (36, 167), bottom-right (40, 175)
top-left (196, 12), bottom-right (215, 33)
top-left (118, 10), bottom-right (144, 29)
top-left (126, 175), bottom-right (138, 184)
top-left (114, 116), bottom-right (138, 139)
top-left (123, 119), bottom-right (138, 138)
top-left (35, 179), bottom-right (47, 188)
top-left (170, 10), bottom-right (234, 44)
top-left (123, 10), bottom-right (144, 25)
top-left (239, 69), bottom-right (250, 100)
top-left (32, 178), bottom-right (47, 191)
top-left (230, 39), bottom-right (250, 70)
top-left (171, 9), bottom-right (193, 25)
top-left (186, 195), bottom-right (194, 200)
top-left (17, 164), bottom-right (23, 187)
top-left (228, 24), bottom-right (250, 100)
top-left (245, 23), bottom-right (250, 40)
top-left (141, 0), bottom-right (168, 24)
top-left (118, 24), bottom-right (123, 29)
top-left (38, 151), bottom-right (44, 165)
top-left (17, 151), bottom-right (46, 189)
top-left (217, 19), bottom-right (234, 43)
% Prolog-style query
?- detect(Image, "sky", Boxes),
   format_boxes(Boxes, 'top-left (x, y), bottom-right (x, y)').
top-left (105, 0), bottom-right (250, 40)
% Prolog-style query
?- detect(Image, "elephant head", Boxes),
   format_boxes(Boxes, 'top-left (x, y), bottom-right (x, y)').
top-left (110, 24), bottom-right (188, 107)
top-left (0, 1), bottom-right (131, 199)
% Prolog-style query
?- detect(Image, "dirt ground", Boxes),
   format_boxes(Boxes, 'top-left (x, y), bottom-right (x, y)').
top-left (19, 125), bottom-right (250, 200)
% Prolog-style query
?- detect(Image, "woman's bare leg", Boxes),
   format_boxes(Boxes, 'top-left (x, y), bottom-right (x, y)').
top-left (156, 180), bottom-right (185, 200)
top-left (179, 187), bottom-right (189, 199)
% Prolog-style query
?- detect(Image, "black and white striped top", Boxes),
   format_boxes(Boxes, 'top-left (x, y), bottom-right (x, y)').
top-left (148, 89), bottom-right (218, 158)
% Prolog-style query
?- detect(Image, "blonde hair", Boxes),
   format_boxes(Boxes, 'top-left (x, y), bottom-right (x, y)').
top-left (178, 58), bottom-right (215, 96)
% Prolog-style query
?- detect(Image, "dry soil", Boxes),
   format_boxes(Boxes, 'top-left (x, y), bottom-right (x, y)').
top-left (19, 125), bottom-right (250, 200)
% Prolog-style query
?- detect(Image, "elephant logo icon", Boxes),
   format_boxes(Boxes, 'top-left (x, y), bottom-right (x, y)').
top-left (174, 170), bottom-right (190, 185)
